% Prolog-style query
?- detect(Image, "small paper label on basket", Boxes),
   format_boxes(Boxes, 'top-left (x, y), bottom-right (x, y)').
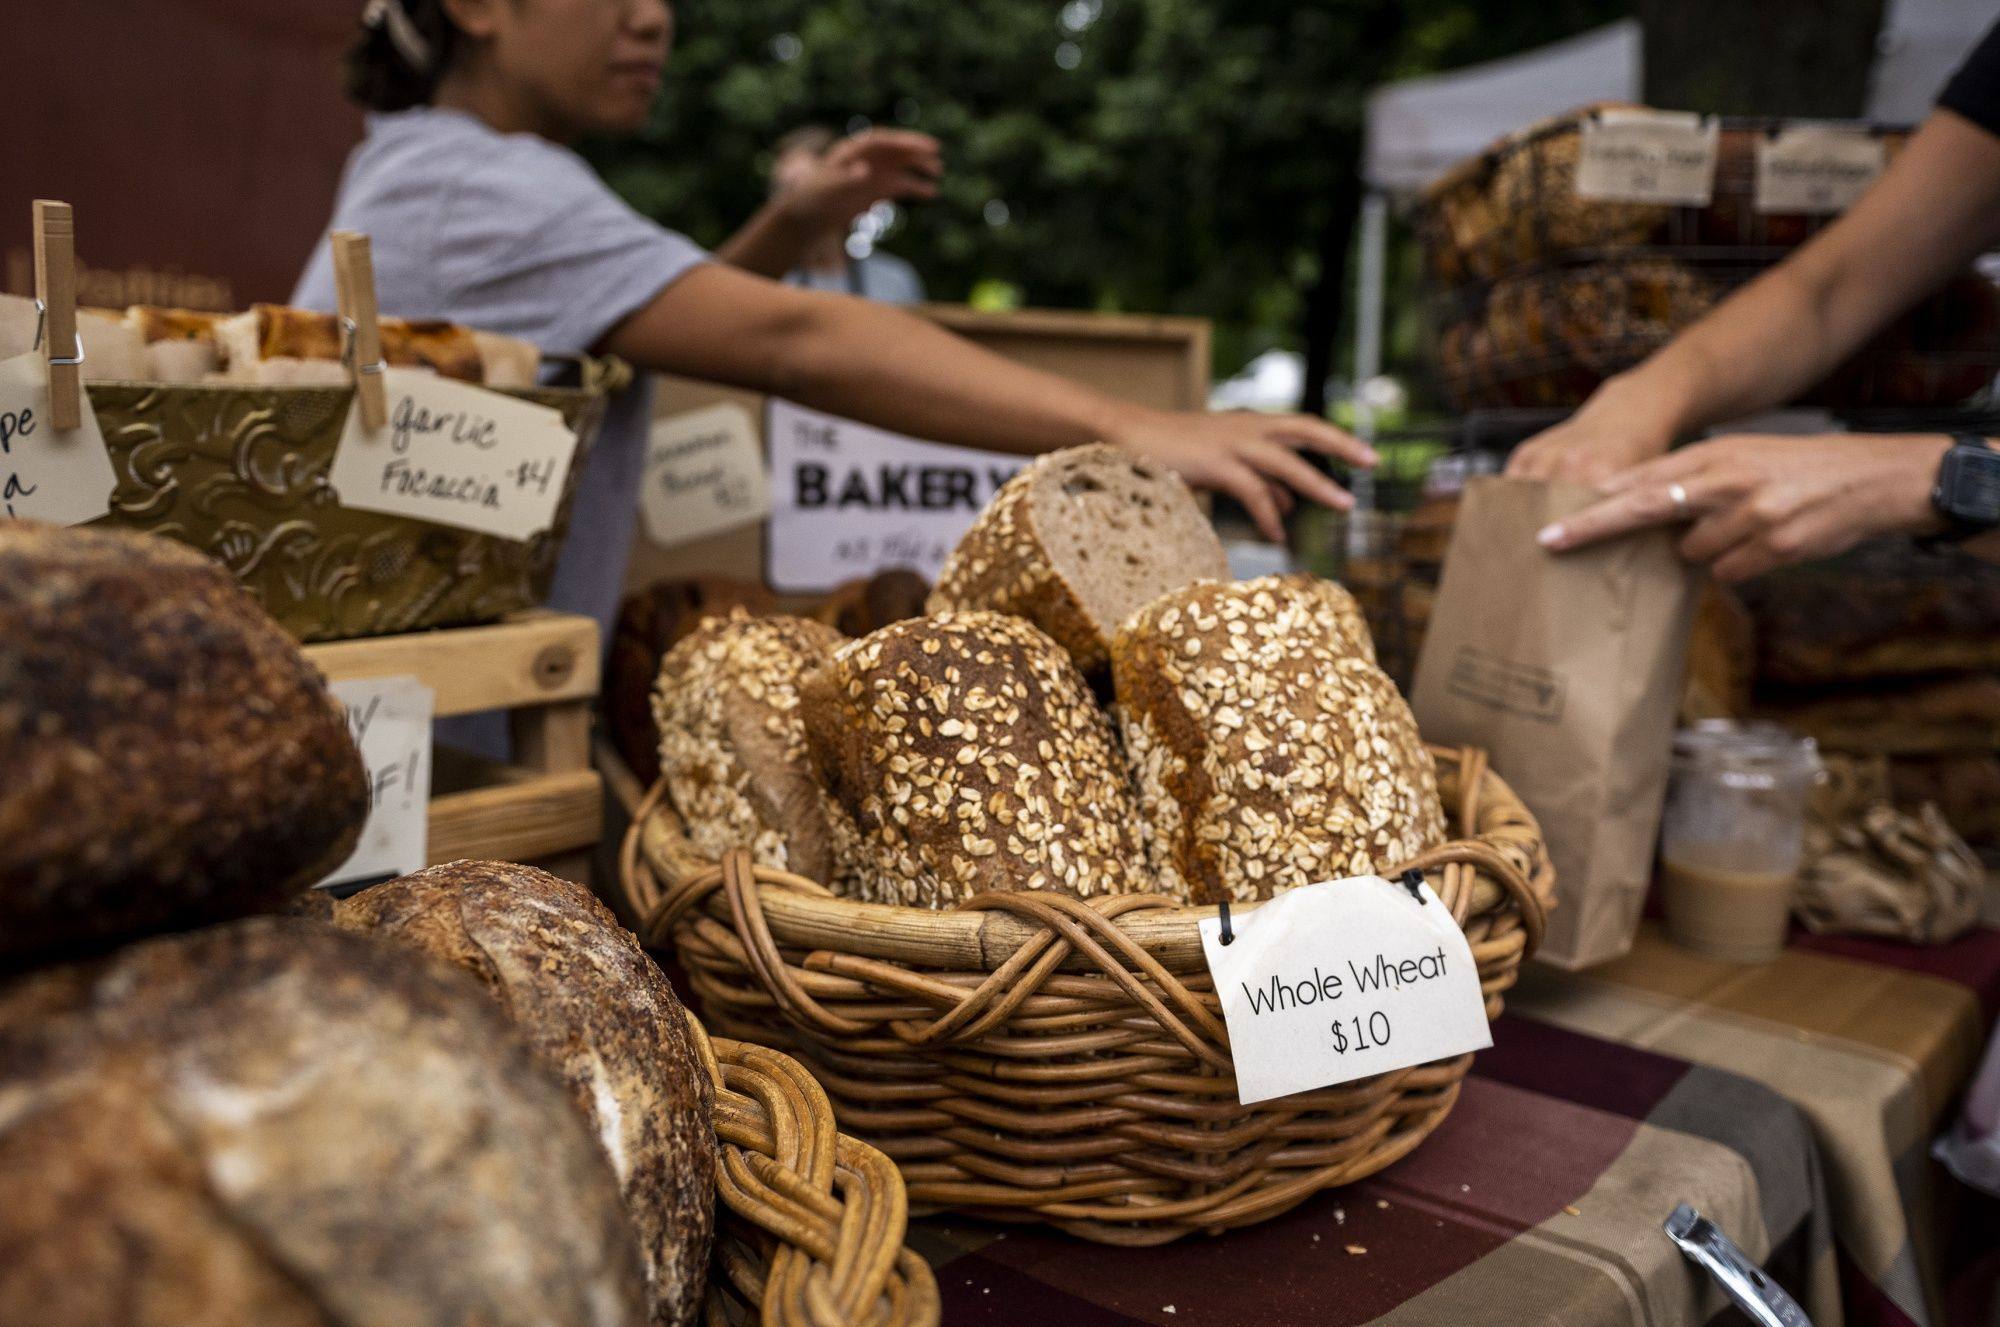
top-left (1576, 110), bottom-right (1719, 206)
top-left (1755, 126), bottom-right (1885, 214)
top-left (0, 352), bottom-right (115, 526)
top-left (1199, 876), bottom-right (1491, 1106)
top-left (318, 674), bottom-right (433, 889)
top-left (329, 367), bottom-right (577, 542)
top-left (639, 402), bottom-right (771, 548)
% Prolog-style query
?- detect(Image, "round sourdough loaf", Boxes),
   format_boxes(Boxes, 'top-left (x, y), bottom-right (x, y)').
top-left (801, 610), bottom-right (1144, 907)
top-left (335, 862), bottom-right (714, 1327)
top-left (926, 444), bottom-right (1228, 677)
top-left (1112, 575), bottom-right (1445, 904)
top-left (651, 612), bottom-right (846, 881)
top-left (0, 918), bottom-right (647, 1327)
top-left (0, 523), bottom-right (366, 965)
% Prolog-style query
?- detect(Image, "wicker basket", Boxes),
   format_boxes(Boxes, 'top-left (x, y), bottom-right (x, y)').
top-left (686, 1005), bottom-right (940, 1326)
top-left (624, 747), bottom-right (1553, 1245)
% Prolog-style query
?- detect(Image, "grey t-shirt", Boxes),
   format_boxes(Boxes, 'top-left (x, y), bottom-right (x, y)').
top-left (293, 106), bottom-right (706, 637)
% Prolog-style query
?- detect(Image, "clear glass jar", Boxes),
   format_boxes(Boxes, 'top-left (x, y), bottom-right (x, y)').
top-left (1659, 721), bottom-right (1823, 964)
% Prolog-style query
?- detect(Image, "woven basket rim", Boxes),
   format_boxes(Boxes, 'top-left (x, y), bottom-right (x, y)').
top-left (624, 743), bottom-right (1552, 977)
top-left (685, 1004), bottom-right (941, 1327)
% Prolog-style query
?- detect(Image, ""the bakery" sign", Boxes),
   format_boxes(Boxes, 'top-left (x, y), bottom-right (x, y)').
top-left (765, 399), bottom-right (1023, 593)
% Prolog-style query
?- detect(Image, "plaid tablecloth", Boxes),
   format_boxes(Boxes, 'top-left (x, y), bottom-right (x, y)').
top-left (911, 918), bottom-right (2000, 1327)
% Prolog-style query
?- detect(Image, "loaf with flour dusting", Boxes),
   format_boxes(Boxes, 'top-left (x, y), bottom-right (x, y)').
top-left (801, 611), bottom-right (1144, 906)
top-left (1113, 575), bottom-right (1444, 904)
top-left (927, 444), bottom-right (1228, 677)
top-left (335, 862), bottom-right (714, 1327)
top-left (651, 612), bottom-right (845, 881)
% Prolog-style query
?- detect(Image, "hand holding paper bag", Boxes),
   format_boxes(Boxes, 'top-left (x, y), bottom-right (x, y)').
top-left (1411, 477), bottom-right (1700, 969)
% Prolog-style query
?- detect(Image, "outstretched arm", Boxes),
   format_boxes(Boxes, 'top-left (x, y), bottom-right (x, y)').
top-left (602, 262), bottom-right (1375, 539)
top-left (1509, 110), bottom-right (2000, 484)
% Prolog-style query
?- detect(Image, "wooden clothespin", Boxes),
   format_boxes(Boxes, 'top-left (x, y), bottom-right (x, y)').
top-left (331, 230), bottom-right (388, 432)
top-left (32, 200), bottom-right (82, 431)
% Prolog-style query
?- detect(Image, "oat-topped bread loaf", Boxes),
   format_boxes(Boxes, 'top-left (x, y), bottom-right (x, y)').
top-left (610, 578), bottom-right (777, 785)
top-left (0, 918), bottom-right (648, 1327)
top-left (0, 523), bottom-right (367, 965)
top-left (652, 611), bottom-right (846, 880)
top-left (801, 611), bottom-right (1144, 906)
top-left (1113, 575), bottom-right (1444, 905)
top-left (927, 444), bottom-right (1229, 676)
top-left (336, 862), bottom-right (714, 1327)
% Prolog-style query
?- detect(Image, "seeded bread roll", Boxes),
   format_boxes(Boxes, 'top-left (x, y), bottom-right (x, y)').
top-left (1113, 576), bottom-right (1444, 904)
top-left (0, 523), bottom-right (367, 966)
top-left (652, 612), bottom-right (845, 881)
top-left (0, 918), bottom-right (648, 1327)
top-left (335, 862), bottom-right (714, 1327)
top-left (927, 444), bottom-right (1228, 677)
top-left (801, 611), bottom-right (1144, 907)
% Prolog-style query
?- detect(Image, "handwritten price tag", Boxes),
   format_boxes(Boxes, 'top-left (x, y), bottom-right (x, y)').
top-left (639, 402), bottom-right (771, 548)
top-left (1755, 125), bottom-right (1885, 215)
top-left (0, 351), bottom-right (115, 526)
top-left (1199, 876), bottom-right (1492, 1105)
top-left (318, 674), bottom-right (434, 889)
top-left (328, 367), bottom-right (578, 542)
top-left (1576, 109), bottom-right (1719, 207)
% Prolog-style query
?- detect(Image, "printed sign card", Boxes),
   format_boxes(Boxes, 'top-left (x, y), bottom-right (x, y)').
top-left (329, 367), bottom-right (578, 541)
top-left (1199, 876), bottom-right (1492, 1105)
top-left (765, 398), bottom-right (1024, 592)
top-left (639, 402), bottom-right (770, 548)
top-left (1755, 126), bottom-right (1886, 214)
top-left (318, 674), bottom-right (434, 889)
top-left (0, 351), bottom-right (115, 525)
top-left (1576, 109), bottom-right (1720, 207)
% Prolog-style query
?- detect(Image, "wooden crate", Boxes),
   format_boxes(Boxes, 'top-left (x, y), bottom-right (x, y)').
top-left (306, 611), bottom-right (603, 884)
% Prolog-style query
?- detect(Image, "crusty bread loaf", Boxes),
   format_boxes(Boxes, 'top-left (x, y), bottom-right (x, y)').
top-left (1113, 575), bottom-right (1444, 904)
top-left (473, 328), bottom-right (543, 389)
top-left (335, 862), bottom-right (714, 1327)
top-left (653, 612), bottom-right (846, 881)
top-left (927, 444), bottom-right (1228, 677)
top-left (0, 918), bottom-right (648, 1327)
top-left (126, 306), bottom-right (227, 382)
top-left (801, 611), bottom-right (1144, 907)
top-left (0, 523), bottom-right (367, 965)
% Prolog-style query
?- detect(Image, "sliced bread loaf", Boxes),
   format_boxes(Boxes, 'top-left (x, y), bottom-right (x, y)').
top-left (1113, 575), bottom-right (1442, 904)
top-left (651, 612), bottom-right (844, 881)
top-left (801, 611), bottom-right (1144, 907)
top-left (926, 444), bottom-right (1228, 676)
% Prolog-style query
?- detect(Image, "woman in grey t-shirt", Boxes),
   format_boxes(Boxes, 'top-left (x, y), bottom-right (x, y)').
top-left (299, 0), bottom-right (1375, 639)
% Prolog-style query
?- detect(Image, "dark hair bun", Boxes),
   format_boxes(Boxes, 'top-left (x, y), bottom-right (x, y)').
top-left (343, 0), bottom-right (459, 112)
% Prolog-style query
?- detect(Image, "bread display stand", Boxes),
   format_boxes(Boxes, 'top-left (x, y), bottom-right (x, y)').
top-left (308, 610), bottom-right (602, 882)
top-left (620, 747), bottom-right (1554, 1244)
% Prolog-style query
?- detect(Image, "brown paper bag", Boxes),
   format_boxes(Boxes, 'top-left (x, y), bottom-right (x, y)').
top-left (1411, 477), bottom-right (1701, 968)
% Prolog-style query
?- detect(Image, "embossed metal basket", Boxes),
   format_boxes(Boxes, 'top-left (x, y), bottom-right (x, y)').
top-left (82, 364), bottom-right (622, 642)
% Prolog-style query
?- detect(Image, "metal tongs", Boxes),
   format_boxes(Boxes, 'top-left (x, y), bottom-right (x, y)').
top-left (1665, 1204), bottom-right (1813, 1327)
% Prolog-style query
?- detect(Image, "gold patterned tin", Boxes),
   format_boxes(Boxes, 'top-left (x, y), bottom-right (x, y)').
top-left (83, 369), bottom-right (616, 643)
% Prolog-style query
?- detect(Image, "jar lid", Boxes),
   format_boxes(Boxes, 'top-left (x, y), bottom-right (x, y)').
top-left (1672, 719), bottom-right (1821, 781)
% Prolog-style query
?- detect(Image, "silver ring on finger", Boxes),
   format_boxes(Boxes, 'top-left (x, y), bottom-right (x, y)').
top-left (1667, 481), bottom-right (1691, 518)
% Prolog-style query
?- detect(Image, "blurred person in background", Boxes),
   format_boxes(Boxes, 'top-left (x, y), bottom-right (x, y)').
top-left (297, 0), bottom-right (1369, 643)
top-left (758, 125), bottom-right (928, 303)
top-left (1515, 18), bottom-right (2000, 578)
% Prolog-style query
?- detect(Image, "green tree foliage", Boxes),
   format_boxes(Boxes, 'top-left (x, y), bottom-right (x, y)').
top-left (588, 0), bottom-right (1626, 397)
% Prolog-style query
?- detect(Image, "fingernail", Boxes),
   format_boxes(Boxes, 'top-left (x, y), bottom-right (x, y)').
top-left (1537, 524), bottom-right (1564, 548)
top-left (1360, 448), bottom-right (1380, 466)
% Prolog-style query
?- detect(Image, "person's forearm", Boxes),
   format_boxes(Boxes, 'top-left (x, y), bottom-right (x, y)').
top-left (712, 200), bottom-right (818, 280)
top-left (1589, 110), bottom-right (2000, 440)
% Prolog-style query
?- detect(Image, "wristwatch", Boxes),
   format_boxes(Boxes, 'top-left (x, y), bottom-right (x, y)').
top-left (1924, 434), bottom-right (2000, 546)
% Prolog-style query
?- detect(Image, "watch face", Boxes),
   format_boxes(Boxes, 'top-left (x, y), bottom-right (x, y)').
top-left (1943, 445), bottom-right (2000, 526)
